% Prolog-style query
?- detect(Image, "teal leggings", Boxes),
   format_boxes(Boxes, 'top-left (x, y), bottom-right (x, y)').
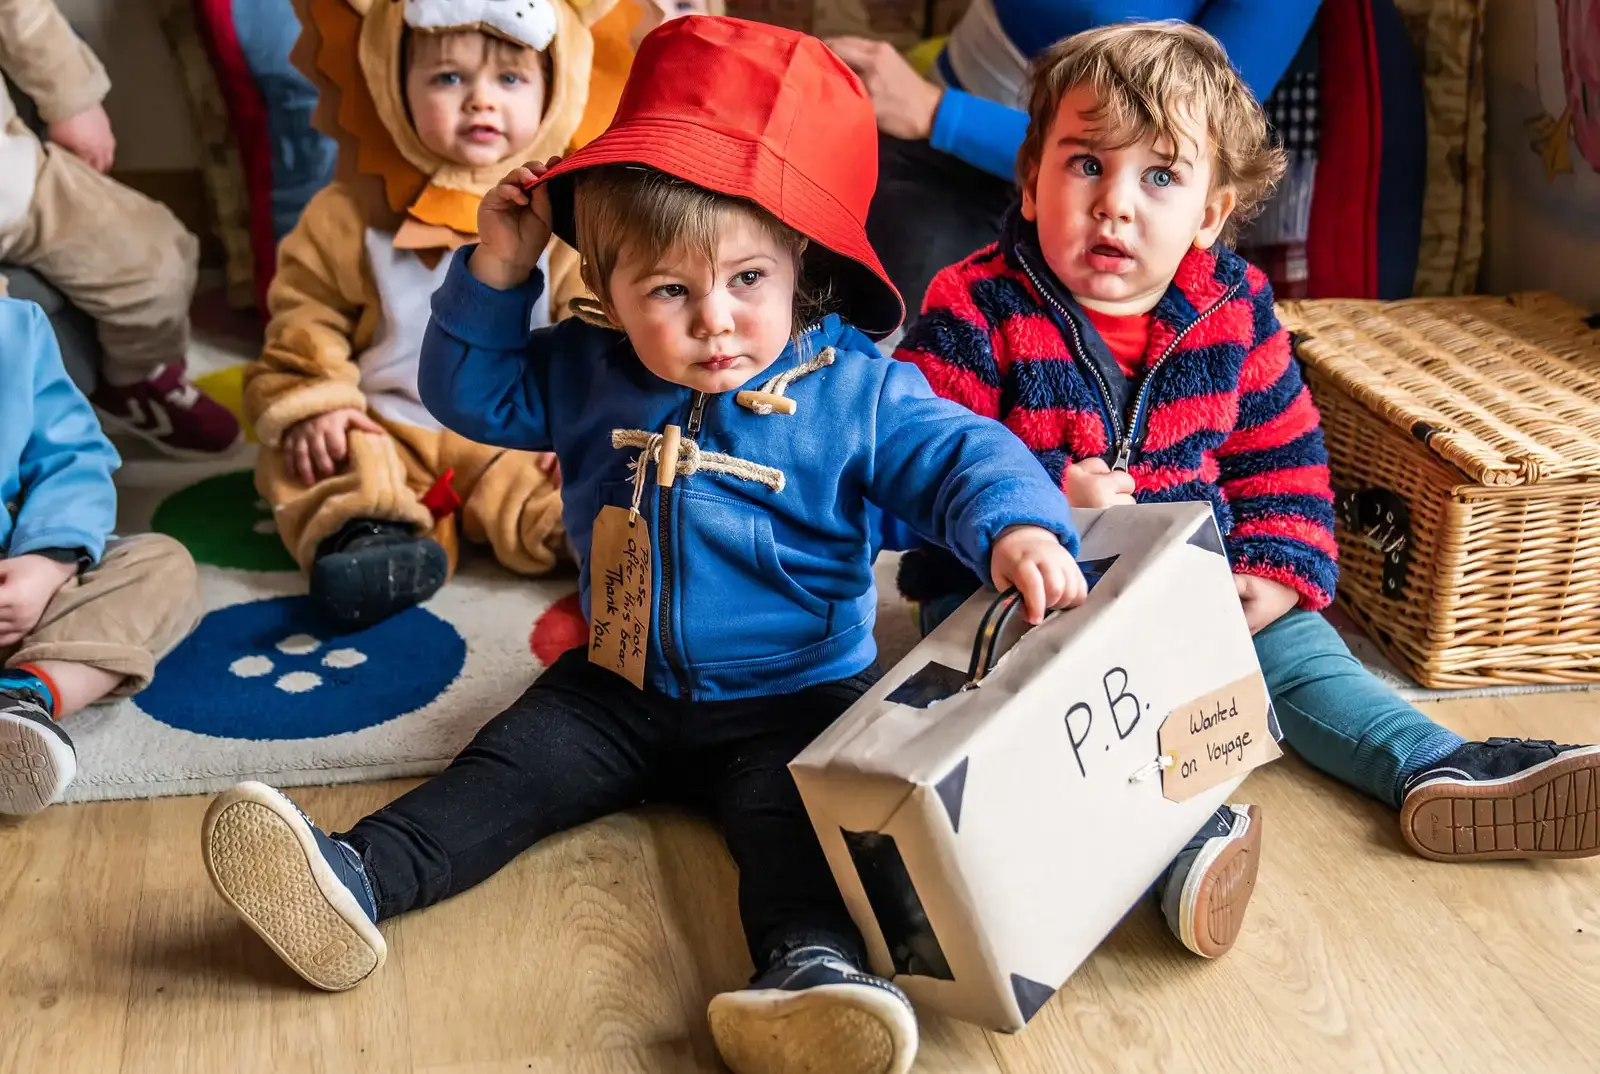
top-left (1253, 609), bottom-right (1463, 808)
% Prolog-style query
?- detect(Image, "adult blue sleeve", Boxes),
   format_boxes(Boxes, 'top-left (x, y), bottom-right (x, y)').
top-left (929, 87), bottom-right (1030, 182)
top-left (1198, 0), bottom-right (1323, 100)
top-left (928, 0), bottom-right (1322, 180)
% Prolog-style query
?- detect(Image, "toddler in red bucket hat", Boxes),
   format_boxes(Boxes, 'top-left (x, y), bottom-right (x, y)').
top-left (198, 17), bottom-right (1087, 1073)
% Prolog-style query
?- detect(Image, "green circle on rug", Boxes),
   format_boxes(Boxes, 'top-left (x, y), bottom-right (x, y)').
top-left (152, 470), bottom-right (297, 571)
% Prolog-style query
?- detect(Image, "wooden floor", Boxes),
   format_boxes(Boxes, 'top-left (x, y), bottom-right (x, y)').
top-left (3, 691), bottom-right (1598, 1074)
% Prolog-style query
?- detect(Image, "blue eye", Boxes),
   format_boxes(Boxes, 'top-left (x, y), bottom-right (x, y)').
top-left (433, 71), bottom-right (461, 86)
top-left (1146, 167), bottom-right (1175, 188)
top-left (732, 270), bottom-right (765, 287)
top-left (1068, 154), bottom-right (1103, 178)
top-left (499, 72), bottom-right (524, 86)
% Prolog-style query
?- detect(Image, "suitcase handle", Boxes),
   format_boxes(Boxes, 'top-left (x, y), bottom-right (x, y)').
top-left (965, 556), bottom-right (1117, 687)
top-left (966, 588), bottom-right (1027, 686)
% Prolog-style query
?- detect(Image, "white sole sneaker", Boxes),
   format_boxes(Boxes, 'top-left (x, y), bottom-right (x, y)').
top-left (708, 980), bottom-right (918, 1074)
top-left (0, 706), bottom-right (76, 815)
top-left (1177, 804), bottom-right (1262, 959)
top-left (92, 405), bottom-right (244, 462)
top-left (202, 781), bottom-right (386, 990)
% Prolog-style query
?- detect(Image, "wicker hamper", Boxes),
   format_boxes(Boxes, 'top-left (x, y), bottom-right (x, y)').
top-left (1278, 292), bottom-right (1600, 688)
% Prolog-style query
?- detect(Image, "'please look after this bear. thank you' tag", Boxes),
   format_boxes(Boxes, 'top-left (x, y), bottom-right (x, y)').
top-left (588, 506), bottom-right (651, 690)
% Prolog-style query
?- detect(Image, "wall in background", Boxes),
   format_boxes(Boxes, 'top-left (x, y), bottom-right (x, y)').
top-left (54, 0), bottom-right (201, 173)
top-left (1480, 0), bottom-right (1599, 309)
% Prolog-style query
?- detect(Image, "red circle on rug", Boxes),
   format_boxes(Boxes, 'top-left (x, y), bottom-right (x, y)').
top-left (530, 593), bottom-right (587, 666)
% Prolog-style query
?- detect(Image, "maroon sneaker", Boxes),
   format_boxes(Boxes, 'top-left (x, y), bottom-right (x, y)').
top-left (91, 361), bottom-right (242, 459)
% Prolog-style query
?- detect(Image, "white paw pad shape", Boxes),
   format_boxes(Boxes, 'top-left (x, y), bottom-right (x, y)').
top-left (229, 633), bottom-right (369, 693)
top-left (252, 498), bottom-right (278, 535)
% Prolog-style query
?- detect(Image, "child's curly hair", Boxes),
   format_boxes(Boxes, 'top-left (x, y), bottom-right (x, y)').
top-left (1015, 21), bottom-right (1287, 246)
top-left (572, 166), bottom-right (833, 336)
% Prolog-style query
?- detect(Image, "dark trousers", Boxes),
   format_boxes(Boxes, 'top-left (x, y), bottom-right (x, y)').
top-left (341, 647), bottom-right (877, 971)
top-left (866, 134), bottom-right (1016, 320)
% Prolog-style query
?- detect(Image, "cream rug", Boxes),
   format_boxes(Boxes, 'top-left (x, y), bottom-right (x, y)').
top-left (59, 451), bottom-right (585, 803)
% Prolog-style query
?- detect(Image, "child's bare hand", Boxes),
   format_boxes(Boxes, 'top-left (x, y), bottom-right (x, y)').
top-left (48, 104), bottom-right (116, 172)
top-left (281, 408), bottom-right (384, 487)
top-left (0, 554), bottom-right (79, 646)
top-left (990, 525), bottom-right (1088, 625)
top-left (535, 451), bottom-right (562, 490)
top-left (1063, 458), bottom-right (1136, 508)
top-left (472, 158), bottom-right (559, 290)
top-left (1235, 574), bottom-right (1300, 634)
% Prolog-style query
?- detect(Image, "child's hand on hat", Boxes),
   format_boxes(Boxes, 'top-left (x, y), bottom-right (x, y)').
top-left (282, 408), bottom-right (385, 487)
top-left (473, 158), bottom-right (560, 291)
top-left (1235, 574), bottom-right (1300, 634)
top-left (990, 526), bottom-right (1089, 625)
top-left (1063, 458), bottom-right (1136, 508)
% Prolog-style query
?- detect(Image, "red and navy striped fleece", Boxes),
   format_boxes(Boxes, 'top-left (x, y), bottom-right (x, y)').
top-left (894, 209), bottom-right (1339, 610)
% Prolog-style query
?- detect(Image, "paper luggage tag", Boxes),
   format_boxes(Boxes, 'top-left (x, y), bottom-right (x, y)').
top-left (588, 506), bottom-right (651, 689)
top-left (1157, 670), bottom-right (1281, 802)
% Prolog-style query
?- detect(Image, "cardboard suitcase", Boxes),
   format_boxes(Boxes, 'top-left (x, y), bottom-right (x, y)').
top-left (792, 501), bottom-right (1283, 1031)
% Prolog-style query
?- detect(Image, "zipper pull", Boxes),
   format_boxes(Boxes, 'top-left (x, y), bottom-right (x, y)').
top-left (1112, 437), bottom-right (1132, 472)
top-left (687, 391), bottom-right (707, 437)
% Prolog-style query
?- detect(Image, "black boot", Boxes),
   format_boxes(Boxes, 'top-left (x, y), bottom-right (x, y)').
top-left (309, 519), bottom-right (447, 630)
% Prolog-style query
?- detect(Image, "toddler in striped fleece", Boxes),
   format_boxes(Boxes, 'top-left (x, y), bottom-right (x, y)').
top-left (895, 20), bottom-right (1600, 960)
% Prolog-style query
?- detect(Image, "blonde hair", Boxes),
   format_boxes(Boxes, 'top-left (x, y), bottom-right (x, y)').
top-left (1016, 21), bottom-right (1286, 244)
top-left (572, 166), bottom-right (832, 335)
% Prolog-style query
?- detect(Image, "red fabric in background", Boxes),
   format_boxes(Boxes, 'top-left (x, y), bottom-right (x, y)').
top-left (1308, 0), bottom-right (1381, 298)
top-left (191, 0), bottom-right (277, 315)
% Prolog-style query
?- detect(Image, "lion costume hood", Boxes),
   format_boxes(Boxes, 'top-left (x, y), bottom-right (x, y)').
top-left (290, 0), bottom-right (621, 251)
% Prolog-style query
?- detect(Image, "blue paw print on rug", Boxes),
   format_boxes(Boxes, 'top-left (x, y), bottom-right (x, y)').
top-left (139, 596), bottom-right (467, 740)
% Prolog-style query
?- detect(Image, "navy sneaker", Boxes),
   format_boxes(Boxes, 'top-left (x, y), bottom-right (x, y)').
top-left (0, 687), bottom-right (75, 815)
top-left (1157, 804), bottom-right (1263, 958)
top-left (202, 781), bottom-right (384, 990)
top-left (1400, 738), bottom-right (1600, 861)
top-left (310, 519), bottom-right (447, 630)
top-left (707, 945), bottom-right (918, 1074)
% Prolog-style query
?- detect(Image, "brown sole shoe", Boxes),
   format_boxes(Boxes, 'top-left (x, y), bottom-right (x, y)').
top-left (1400, 746), bottom-right (1600, 862)
top-left (1180, 805), bottom-right (1263, 959)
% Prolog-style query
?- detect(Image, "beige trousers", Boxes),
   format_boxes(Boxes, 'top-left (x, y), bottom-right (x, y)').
top-left (2, 535), bottom-right (204, 696)
top-left (0, 124), bottom-right (199, 383)
top-left (257, 417), bottom-right (567, 577)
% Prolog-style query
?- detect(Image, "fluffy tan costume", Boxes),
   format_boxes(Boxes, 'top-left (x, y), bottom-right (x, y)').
top-left (248, 0), bottom-right (622, 574)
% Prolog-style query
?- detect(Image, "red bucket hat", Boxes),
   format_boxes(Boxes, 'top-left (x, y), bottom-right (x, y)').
top-left (530, 15), bottom-right (905, 337)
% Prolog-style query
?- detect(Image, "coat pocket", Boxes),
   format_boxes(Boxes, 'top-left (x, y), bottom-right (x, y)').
top-left (675, 489), bottom-right (831, 666)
